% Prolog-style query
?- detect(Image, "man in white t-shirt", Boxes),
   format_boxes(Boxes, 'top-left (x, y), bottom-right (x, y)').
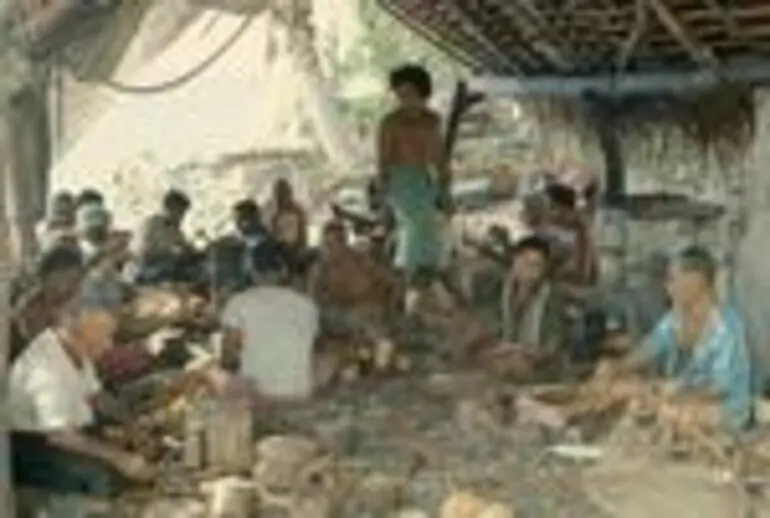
top-left (9, 276), bottom-right (154, 495)
top-left (221, 242), bottom-right (319, 400)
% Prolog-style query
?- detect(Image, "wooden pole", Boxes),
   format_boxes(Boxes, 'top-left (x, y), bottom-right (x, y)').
top-left (7, 84), bottom-right (51, 264)
top-left (586, 96), bottom-right (629, 286)
top-left (588, 98), bottom-right (626, 205)
top-left (0, 107), bottom-right (15, 518)
top-left (467, 58), bottom-right (770, 97)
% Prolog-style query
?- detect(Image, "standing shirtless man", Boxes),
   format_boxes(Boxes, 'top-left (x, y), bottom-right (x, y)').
top-left (377, 64), bottom-right (448, 295)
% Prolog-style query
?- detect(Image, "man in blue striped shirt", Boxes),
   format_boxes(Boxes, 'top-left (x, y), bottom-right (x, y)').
top-left (614, 246), bottom-right (752, 432)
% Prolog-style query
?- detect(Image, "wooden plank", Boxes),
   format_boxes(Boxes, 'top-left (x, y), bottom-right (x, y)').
top-left (468, 58), bottom-right (770, 97)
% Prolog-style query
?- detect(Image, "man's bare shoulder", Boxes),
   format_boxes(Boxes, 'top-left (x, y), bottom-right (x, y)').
top-left (382, 107), bottom-right (441, 126)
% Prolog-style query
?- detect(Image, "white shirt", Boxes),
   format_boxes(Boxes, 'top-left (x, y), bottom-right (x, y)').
top-left (9, 329), bottom-right (101, 432)
top-left (221, 286), bottom-right (318, 399)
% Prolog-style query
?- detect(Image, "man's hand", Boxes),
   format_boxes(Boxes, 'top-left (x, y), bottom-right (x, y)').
top-left (114, 452), bottom-right (156, 483)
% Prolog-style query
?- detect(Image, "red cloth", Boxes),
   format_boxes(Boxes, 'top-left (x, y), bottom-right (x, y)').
top-left (97, 346), bottom-right (154, 386)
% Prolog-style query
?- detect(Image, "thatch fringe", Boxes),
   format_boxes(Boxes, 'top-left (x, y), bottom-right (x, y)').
top-left (518, 84), bottom-right (757, 165)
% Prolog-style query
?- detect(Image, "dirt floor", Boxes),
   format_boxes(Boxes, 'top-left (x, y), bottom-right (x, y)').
top-left (265, 374), bottom-right (610, 517)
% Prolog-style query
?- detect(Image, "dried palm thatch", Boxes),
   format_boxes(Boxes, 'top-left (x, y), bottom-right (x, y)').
top-left (518, 84), bottom-right (757, 164)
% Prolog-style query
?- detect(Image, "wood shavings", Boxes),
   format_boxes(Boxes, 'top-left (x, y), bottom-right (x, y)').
top-left (441, 490), bottom-right (515, 518)
top-left (317, 335), bottom-right (413, 385)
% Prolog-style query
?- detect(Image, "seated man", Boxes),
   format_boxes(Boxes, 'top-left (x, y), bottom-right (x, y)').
top-left (266, 179), bottom-right (314, 281)
top-left (37, 190), bottom-right (77, 251)
top-left (537, 183), bottom-right (599, 292)
top-left (76, 188), bottom-right (105, 210)
top-left (220, 243), bottom-right (319, 400)
top-left (309, 221), bottom-right (398, 335)
top-left (11, 245), bottom-right (85, 361)
top-left (10, 276), bottom-right (155, 496)
top-left (609, 246), bottom-right (752, 432)
top-left (480, 235), bottom-right (569, 378)
top-left (133, 189), bottom-right (198, 284)
top-left (332, 179), bottom-right (396, 265)
top-left (75, 202), bottom-right (112, 264)
top-left (233, 199), bottom-right (270, 250)
top-left (221, 199), bottom-right (275, 289)
top-left (266, 179), bottom-right (307, 250)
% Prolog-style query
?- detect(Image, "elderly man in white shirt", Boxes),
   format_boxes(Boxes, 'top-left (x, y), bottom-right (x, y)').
top-left (10, 275), bottom-right (154, 495)
top-left (221, 241), bottom-right (319, 400)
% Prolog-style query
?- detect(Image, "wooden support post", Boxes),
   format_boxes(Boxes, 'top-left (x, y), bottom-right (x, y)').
top-left (7, 84), bottom-right (51, 264)
top-left (0, 110), bottom-right (16, 518)
top-left (443, 83), bottom-right (483, 168)
top-left (0, 81), bottom-right (51, 518)
top-left (589, 97), bottom-right (626, 206)
top-left (587, 96), bottom-right (629, 286)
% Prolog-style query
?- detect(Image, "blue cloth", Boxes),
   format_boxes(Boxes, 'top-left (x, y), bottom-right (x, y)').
top-left (644, 305), bottom-right (752, 431)
top-left (387, 164), bottom-right (441, 275)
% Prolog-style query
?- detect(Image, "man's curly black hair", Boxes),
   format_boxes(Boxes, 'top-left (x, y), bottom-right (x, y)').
top-left (389, 64), bottom-right (433, 99)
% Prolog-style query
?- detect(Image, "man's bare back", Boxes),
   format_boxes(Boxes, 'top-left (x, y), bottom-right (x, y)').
top-left (379, 107), bottom-right (443, 170)
top-left (314, 247), bottom-right (393, 308)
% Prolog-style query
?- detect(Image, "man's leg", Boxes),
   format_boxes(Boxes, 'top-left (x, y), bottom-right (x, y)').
top-left (11, 432), bottom-right (125, 496)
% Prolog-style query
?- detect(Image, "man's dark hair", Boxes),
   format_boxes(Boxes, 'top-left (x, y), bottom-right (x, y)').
top-left (76, 188), bottom-right (104, 208)
top-left (52, 190), bottom-right (75, 205)
top-left (233, 199), bottom-right (260, 219)
top-left (37, 245), bottom-right (84, 278)
top-left (163, 189), bottom-right (191, 212)
top-left (676, 245), bottom-right (718, 285)
top-left (511, 235), bottom-right (551, 261)
top-left (389, 64), bottom-right (433, 99)
top-left (545, 183), bottom-right (577, 210)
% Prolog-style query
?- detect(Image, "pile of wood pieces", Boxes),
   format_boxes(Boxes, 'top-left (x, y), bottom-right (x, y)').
top-left (118, 430), bottom-right (520, 518)
top-left (119, 285), bottom-right (215, 342)
top-left (440, 490), bottom-right (515, 518)
top-left (518, 361), bottom-right (758, 471)
top-left (316, 336), bottom-right (413, 386)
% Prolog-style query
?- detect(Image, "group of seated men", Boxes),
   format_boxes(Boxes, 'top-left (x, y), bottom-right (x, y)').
top-left (7, 179), bottom-right (321, 499)
top-left (5, 175), bottom-right (757, 504)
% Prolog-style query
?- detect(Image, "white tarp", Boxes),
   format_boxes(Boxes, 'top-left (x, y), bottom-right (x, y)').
top-left (52, 10), bottom-right (311, 182)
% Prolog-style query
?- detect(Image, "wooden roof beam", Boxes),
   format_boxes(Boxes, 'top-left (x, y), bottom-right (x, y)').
top-left (442, 3), bottom-right (523, 73)
top-left (468, 58), bottom-right (770, 97)
top-left (378, 0), bottom-right (479, 68)
top-left (701, 0), bottom-right (739, 34)
top-left (493, 0), bottom-right (572, 70)
top-left (648, 0), bottom-right (720, 68)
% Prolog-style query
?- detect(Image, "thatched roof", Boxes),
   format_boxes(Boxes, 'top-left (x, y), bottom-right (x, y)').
top-left (376, 0), bottom-right (770, 77)
top-left (377, 0), bottom-right (770, 158)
